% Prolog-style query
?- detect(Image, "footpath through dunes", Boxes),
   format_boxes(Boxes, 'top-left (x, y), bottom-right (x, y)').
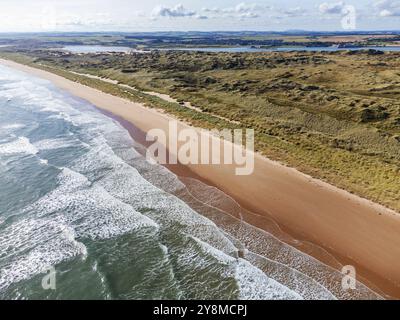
top-left (68, 70), bottom-right (241, 125)
top-left (0, 58), bottom-right (397, 298)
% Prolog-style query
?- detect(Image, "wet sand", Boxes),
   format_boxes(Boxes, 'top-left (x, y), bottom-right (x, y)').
top-left (2, 58), bottom-right (400, 298)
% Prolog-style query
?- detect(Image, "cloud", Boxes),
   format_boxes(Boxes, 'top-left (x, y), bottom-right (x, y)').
top-left (317, 2), bottom-right (357, 30)
top-left (278, 7), bottom-right (307, 17)
top-left (151, 4), bottom-right (196, 18)
top-left (374, 0), bottom-right (400, 16)
top-left (202, 3), bottom-right (309, 20)
top-left (238, 12), bottom-right (259, 18)
top-left (228, 3), bottom-right (262, 14)
top-left (202, 2), bottom-right (270, 19)
top-left (195, 15), bottom-right (208, 20)
top-left (319, 1), bottom-right (346, 14)
top-left (202, 7), bottom-right (220, 14)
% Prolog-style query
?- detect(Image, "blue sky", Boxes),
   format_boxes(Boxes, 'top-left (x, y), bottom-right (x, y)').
top-left (0, 0), bottom-right (399, 32)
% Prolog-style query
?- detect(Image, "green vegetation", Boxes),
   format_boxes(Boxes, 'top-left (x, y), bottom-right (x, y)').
top-left (1, 47), bottom-right (399, 211)
top-left (1, 31), bottom-right (399, 50)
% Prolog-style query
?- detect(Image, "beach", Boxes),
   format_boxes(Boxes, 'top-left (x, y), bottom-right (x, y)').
top-left (1, 58), bottom-right (400, 298)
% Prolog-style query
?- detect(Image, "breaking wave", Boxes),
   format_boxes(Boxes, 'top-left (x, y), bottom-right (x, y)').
top-left (0, 64), bottom-right (383, 300)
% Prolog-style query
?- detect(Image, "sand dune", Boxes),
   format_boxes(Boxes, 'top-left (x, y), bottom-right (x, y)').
top-left (1, 58), bottom-right (400, 298)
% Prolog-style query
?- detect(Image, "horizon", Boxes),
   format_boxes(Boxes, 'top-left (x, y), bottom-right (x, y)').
top-left (1, 29), bottom-right (400, 36)
top-left (1, 1), bottom-right (400, 32)
top-left (1, 0), bottom-right (400, 303)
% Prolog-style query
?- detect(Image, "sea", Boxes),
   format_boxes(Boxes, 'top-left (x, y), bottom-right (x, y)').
top-left (0, 64), bottom-right (383, 300)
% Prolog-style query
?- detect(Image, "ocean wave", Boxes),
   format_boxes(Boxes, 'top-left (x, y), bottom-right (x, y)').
top-left (0, 63), bottom-right (383, 300)
top-left (33, 137), bottom-right (83, 151)
top-left (62, 118), bottom-right (311, 299)
top-left (0, 123), bottom-right (26, 131)
top-left (25, 167), bottom-right (160, 240)
top-left (0, 217), bottom-right (86, 291)
top-left (188, 235), bottom-right (303, 300)
top-left (0, 137), bottom-right (38, 155)
top-left (134, 159), bottom-right (381, 299)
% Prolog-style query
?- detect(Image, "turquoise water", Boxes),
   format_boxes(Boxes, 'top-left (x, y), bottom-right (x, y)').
top-left (159, 46), bottom-right (400, 53)
top-left (0, 65), bottom-right (382, 300)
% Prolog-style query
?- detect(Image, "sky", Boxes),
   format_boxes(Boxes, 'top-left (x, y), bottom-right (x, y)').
top-left (0, 0), bottom-right (399, 32)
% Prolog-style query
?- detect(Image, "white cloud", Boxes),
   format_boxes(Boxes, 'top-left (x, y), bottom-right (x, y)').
top-left (151, 4), bottom-right (196, 18)
top-left (319, 1), bottom-right (346, 14)
top-left (195, 15), bottom-right (209, 20)
top-left (279, 7), bottom-right (307, 17)
top-left (228, 3), bottom-right (261, 14)
top-left (202, 7), bottom-right (220, 14)
top-left (201, 3), bottom-right (309, 20)
top-left (202, 2), bottom-right (270, 19)
top-left (374, 0), bottom-right (400, 16)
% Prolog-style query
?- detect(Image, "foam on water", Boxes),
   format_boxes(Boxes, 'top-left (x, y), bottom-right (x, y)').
top-left (235, 260), bottom-right (303, 300)
top-left (0, 123), bottom-right (26, 131)
top-left (39, 158), bottom-right (49, 165)
top-left (189, 236), bottom-right (303, 300)
top-left (0, 63), bottom-right (384, 300)
top-left (25, 168), bottom-right (160, 241)
top-left (70, 147), bottom-right (240, 259)
top-left (0, 217), bottom-right (86, 291)
top-left (0, 137), bottom-right (38, 155)
top-left (33, 137), bottom-right (83, 151)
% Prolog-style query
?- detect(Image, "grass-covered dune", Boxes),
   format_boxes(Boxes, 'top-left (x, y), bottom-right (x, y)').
top-left (1, 48), bottom-right (399, 211)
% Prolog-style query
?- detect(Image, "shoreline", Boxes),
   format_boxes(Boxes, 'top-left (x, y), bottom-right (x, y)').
top-left (2, 58), bottom-right (400, 298)
top-left (98, 106), bottom-right (389, 299)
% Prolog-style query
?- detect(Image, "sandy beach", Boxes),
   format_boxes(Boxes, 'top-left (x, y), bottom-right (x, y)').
top-left (1, 58), bottom-right (400, 298)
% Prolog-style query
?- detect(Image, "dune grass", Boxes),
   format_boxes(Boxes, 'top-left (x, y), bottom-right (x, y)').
top-left (1, 49), bottom-right (399, 211)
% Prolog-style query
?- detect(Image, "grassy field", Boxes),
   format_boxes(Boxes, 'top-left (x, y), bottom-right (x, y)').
top-left (1, 48), bottom-right (399, 211)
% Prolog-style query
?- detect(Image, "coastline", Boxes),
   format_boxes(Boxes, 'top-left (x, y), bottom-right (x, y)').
top-left (1, 58), bottom-right (400, 298)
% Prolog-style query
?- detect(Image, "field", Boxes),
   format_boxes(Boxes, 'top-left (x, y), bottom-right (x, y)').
top-left (1, 31), bottom-right (399, 49)
top-left (0, 37), bottom-right (399, 212)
